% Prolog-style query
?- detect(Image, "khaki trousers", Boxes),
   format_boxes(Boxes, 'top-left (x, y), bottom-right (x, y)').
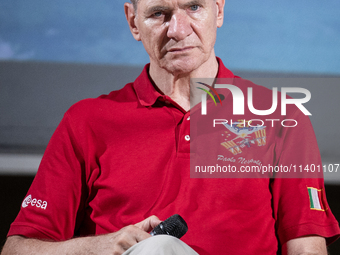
top-left (123, 235), bottom-right (199, 255)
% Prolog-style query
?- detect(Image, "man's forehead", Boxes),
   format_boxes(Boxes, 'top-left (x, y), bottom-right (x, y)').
top-left (137, 0), bottom-right (208, 8)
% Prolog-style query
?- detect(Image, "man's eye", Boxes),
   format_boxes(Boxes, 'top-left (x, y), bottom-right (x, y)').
top-left (189, 5), bottom-right (199, 11)
top-left (153, 11), bottom-right (163, 17)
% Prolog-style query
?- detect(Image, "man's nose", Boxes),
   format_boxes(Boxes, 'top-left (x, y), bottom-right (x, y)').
top-left (167, 12), bottom-right (193, 41)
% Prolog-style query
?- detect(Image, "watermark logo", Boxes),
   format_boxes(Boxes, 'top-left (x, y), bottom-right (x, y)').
top-left (199, 84), bottom-right (311, 116)
top-left (196, 82), bottom-right (223, 106)
top-left (196, 82), bottom-right (223, 114)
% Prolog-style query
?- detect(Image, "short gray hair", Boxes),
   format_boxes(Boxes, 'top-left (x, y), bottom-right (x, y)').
top-left (130, 0), bottom-right (139, 10)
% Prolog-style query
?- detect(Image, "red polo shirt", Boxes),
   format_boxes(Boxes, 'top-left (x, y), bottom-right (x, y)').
top-left (8, 59), bottom-right (340, 254)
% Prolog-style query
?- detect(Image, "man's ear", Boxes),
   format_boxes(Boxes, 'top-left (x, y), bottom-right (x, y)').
top-left (124, 3), bottom-right (141, 41)
top-left (216, 0), bottom-right (225, 28)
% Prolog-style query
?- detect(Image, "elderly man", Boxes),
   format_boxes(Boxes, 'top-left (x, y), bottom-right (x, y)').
top-left (1, 0), bottom-right (339, 254)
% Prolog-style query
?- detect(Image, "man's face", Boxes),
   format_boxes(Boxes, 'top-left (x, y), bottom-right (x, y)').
top-left (127, 0), bottom-right (225, 74)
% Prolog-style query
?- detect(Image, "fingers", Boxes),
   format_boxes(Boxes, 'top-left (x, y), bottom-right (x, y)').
top-left (108, 224), bottom-right (150, 254)
top-left (116, 225), bottom-right (150, 245)
top-left (105, 216), bottom-right (162, 255)
top-left (134, 215), bottom-right (162, 233)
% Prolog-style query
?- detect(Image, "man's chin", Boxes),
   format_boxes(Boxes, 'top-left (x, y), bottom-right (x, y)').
top-left (160, 57), bottom-right (201, 75)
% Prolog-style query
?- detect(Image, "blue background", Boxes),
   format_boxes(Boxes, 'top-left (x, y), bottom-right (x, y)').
top-left (0, 0), bottom-right (339, 74)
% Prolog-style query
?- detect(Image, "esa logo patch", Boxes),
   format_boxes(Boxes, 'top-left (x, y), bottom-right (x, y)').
top-left (22, 195), bottom-right (48, 210)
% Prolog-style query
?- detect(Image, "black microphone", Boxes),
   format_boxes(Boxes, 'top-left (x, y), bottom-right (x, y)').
top-left (150, 214), bottom-right (188, 239)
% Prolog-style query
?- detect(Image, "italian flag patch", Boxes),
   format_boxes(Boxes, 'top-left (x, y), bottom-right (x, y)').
top-left (307, 187), bottom-right (326, 211)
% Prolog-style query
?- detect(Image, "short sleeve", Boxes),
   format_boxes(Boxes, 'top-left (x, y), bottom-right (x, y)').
top-left (7, 111), bottom-right (87, 241)
top-left (271, 109), bottom-right (340, 245)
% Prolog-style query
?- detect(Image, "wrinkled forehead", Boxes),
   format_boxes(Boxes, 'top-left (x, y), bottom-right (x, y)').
top-left (131, 0), bottom-right (211, 10)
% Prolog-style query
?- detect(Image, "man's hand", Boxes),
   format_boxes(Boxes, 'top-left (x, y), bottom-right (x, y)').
top-left (90, 215), bottom-right (162, 255)
top-left (1, 215), bottom-right (162, 255)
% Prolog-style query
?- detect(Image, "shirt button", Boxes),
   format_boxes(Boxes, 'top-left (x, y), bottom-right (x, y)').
top-left (187, 116), bottom-right (190, 121)
top-left (185, 135), bottom-right (190, 141)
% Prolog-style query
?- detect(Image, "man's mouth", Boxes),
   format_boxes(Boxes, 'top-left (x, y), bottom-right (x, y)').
top-left (168, 46), bottom-right (195, 53)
